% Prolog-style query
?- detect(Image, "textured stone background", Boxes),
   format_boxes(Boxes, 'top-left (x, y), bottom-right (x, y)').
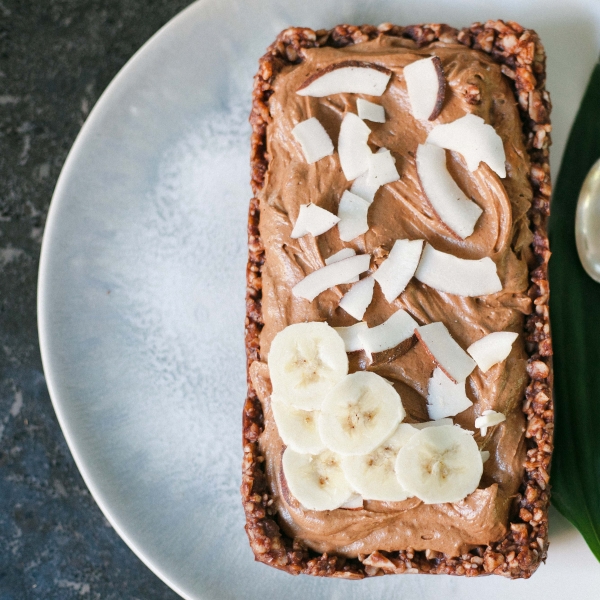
top-left (0, 1), bottom-right (194, 598)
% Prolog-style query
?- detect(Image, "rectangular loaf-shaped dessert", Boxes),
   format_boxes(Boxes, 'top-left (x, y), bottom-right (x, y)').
top-left (243, 20), bottom-right (553, 579)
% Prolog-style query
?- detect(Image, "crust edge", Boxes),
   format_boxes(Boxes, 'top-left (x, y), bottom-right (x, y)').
top-left (243, 20), bottom-right (553, 579)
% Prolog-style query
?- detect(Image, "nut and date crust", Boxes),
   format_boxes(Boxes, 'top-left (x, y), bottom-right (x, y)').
top-left (243, 20), bottom-right (553, 579)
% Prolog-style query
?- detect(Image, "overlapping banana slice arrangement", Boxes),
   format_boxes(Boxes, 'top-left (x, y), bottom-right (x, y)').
top-left (269, 322), bottom-right (485, 511)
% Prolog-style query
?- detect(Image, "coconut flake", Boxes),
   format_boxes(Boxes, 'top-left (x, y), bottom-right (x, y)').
top-left (350, 171), bottom-right (379, 203)
top-left (427, 367), bottom-right (473, 420)
top-left (416, 143), bottom-right (483, 239)
top-left (338, 113), bottom-right (372, 181)
top-left (366, 149), bottom-right (399, 188)
top-left (357, 98), bottom-right (386, 123)
top-left (326, 248), bottom-right (358, 282)
top-left (297, 62), bottom-right (392, 97)
top-left (338, 277), bottom-right (374, 320)
top-left (291, 203), bottom-right (340, 239)
top-left (415, 322), bottom-right (476, 384)
top-left (337, 190), bottom-right (370, 242)
top-left (426, 113), bottom-right (506, 178)
top-left (334, 322), bottom-right (368, 353)
top-left (325, 248), bottom-right (356, 265)
top-left (349, 147), bottom-right (390, 202)
top-left (373, 239), bottom-right (423, 302)
top-left (292, 254), bottom-right (371, 302)
top-left (404, 56), bottom-right (446, 121)
top-left (291, 117), bottom-right (334, 164)
top-left (414, 243), bottom-right (502, 297)
top-left (475, 410), bottom-right (506, 436)
top-left (481, 450), bottom-right (491, 463)
top-left (467, 331), bottom-right (519, 373)
top-left (357, 309), bottom-right (418, 361)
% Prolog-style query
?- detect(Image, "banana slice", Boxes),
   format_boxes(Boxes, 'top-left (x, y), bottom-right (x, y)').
top-left (271, 395), bottom-right (325, 454)
top-left (318, 371), bottom-right (405, 456)
top-left (282, 448), bottom-right (354, 511)
top-left (395, 425), bottom-right (482, 504)
top-left (341, 423), bottom-right (416, 501)
top-left (268, 322), bottom-right (348, 410)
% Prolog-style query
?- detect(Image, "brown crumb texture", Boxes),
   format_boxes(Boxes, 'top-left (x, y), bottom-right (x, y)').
top-left (243, 20), bottom-right (553, 579)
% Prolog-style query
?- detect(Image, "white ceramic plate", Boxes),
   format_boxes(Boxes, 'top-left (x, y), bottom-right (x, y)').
top-left (38, 0), bottom-right (600, 598)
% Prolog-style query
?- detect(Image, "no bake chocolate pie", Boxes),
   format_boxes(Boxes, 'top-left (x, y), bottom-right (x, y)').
top-left (243, 20), bottom-right (553, 579)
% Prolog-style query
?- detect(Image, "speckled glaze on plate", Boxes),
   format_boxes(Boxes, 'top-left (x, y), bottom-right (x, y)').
top-left (38, 0), bottom-right (600, 598)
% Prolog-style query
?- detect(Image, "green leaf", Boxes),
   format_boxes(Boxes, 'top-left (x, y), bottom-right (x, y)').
top-left (549, 61), bottom-right (600, 560)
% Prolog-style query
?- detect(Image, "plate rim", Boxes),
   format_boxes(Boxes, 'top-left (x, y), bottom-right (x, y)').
top-left (37, 1), bottom-right (207, 598)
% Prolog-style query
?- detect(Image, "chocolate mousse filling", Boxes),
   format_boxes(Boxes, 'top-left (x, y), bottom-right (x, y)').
top-left (243, 21), bottom-right (553, 579)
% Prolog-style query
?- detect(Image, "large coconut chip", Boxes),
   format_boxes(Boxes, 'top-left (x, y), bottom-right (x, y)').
top-left (414, 244), bottom-right (502, 297)
top-left (357, 98), bottom-right (386, 123)
top-left (334, 322), bottom-right (369, 353)
top-left (467, 331), bottom-right (519, 373)
top-left (366, 149), bottom-right (399, 188)
top-left (426, 113), bottom-right (506, 178)
top-left (373, 239), bottom-right (424, 302)
top-left (293, 253), bottom-right (371, 302)
top-left (404, 56), bottom-right (446, 121)
top-left (291, 203), bottom-right (340, 239)
top-left (337, 190), bottom-right (370, 242)
top-left (415, 322), bottom-right (476, 384)
top-left (338, 113), bottom-right (372, 181)
top-left (427, 367), bottom-right (473, 420)
top-left (358, 309), bottom-right (419, 361)
top-left (416, 143), bottom-right (482, 239)
top-left (338, 277), bottom-right (375, 320)
top-left (291, 117), bottom-right (334, 164)
top-left (297, 61), bottom-right (392, 97)
top-left (350, 170), bottom-right (380, 203)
